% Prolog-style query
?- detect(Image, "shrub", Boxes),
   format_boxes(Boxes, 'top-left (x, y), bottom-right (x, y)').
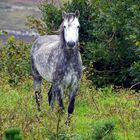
top-left (129, 61), bottom-right (140, 88)
top-left (26, 16), bottom-right (47, 35)
top-left (83, 0), bottom-right (140, 87)
top-left (0, 36), bottom-right (31, 86)
top-left (129, 43), bottom-right (140, 88)
top-left (39, 3), bottom-right (62, 33)
top-left (90, 120), bottom-right (116, 140)
top-left (36, 0), bottom-right (140, 87)
top-left (2, 128), bottom-right (23, 140)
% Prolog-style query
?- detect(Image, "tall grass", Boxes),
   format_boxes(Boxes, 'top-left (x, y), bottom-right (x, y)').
top-left (0, 76), bottom-right (140, 139)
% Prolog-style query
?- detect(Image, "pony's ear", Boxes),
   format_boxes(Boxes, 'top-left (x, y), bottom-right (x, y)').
top-left (62, 11), bottom-right (67, 19)
top-left (75, 10), bottom-right (80, 18)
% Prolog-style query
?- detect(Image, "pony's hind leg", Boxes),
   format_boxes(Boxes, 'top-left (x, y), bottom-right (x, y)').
top-left (48, 85), bottom-right (53, 106)
top-left (48, 85), bottom-right (56, 111)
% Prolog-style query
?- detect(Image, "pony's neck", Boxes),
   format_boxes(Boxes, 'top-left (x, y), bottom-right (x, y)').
top-left (60, 30), bottom-right (66, 46)
top-left (59, 28), bottom-right (79, 58)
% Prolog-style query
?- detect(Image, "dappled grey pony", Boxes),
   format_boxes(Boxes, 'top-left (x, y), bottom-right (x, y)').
top-left (31, 10), bottom-right (82, 117)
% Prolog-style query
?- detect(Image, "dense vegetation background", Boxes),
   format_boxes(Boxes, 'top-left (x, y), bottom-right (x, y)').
top-left (0, 0), bottom-right (140, 139)
top-left (38, 0), bottom-right (140, 88)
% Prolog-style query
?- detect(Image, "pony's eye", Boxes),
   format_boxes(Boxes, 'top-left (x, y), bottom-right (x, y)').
top-left (64, 26), bottom-right (66, 28)
top-left (77, 26), bottom-right (80, 28)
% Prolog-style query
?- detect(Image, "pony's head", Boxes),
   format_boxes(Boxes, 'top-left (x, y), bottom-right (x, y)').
top-left (61, 10), bottom-right (80, 49)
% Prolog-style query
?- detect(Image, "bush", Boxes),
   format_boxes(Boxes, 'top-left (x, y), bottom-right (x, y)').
top-left (26, 16), bottom-right (47, 35)
top-left (39, 3), bottom-right (62, 33)
top-left (37, 0), bottom-right (140, 88)
top-left (129, 61), bottom-right (140, 88)
top-left (90, 120), bottom-right (116, 140)
top-left (0, 36), bottom-right (31, 86)
top-left (82, 0), bottom-right (140, 87)
top-left (129, 42), bottom-right (140, 87)
top-left (2, 128), bottom-right (23, 140)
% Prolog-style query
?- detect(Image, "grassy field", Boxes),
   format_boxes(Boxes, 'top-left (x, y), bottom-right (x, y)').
top-left (0, 76), bottom-right (140, 140)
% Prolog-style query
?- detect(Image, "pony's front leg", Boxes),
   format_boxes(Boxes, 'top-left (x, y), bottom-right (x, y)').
top-left (31, 57), bottom-right (42, 111)
top-left (48, 85), bottom-right (56, 111)
top-left (56, 86), bottom-right (64, 111)
top-left (68, 85), bottom-right (79, 115)
top-left (34, 76), bottom-right (42, 111)
top-left (66, 84), bottom-right (79, 125)
top-left (48, 84), bottom-right (64, 111)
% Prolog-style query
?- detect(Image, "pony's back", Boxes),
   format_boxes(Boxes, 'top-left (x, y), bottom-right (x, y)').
top-left (31, 35), bottom-right (60, 54)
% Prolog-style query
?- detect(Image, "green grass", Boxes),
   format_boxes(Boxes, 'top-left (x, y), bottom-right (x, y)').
top-left (0, 77), bottom-right (140, 140)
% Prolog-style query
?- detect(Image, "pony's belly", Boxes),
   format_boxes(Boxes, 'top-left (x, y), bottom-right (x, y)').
top-left (36, 65), bottom-right (54, 82)
top-left (33, 45), bottom-right (59, 82)
top-left (34, 56), bottom-right (55, 82)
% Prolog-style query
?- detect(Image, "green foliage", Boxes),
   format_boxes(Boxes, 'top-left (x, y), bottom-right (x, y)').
top-left (39, 3), bottom-right (62, 33)
top-left (0, 36), bottom-right (31, 86)
top-left (0, 79), bottom-right (140, 140)
top-left (81, 0), bottom-right (140, 87)
top-left (2, 128), bottom-right (23, 140)
top-left (90, 120), bottom-right (116, 140)
top-left (26, 16), bottom-right (47, 35)
top-left (129, 61), bottom-right (140, 84)
top-left (38, 0), bottom-right (140, 88)
top-left (129, 42), bottom-right (140, 85)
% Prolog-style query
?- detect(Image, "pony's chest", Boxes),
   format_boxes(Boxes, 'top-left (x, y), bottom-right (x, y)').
top-left (62, 66), bottom-right (78, 87)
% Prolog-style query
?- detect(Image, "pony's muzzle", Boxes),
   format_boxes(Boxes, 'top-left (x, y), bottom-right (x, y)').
top-left (67, 41), bottom-right (75, 48)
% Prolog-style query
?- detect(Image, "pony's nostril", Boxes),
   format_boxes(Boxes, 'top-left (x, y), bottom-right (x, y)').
top-left (67, 41), bottom-right (75, 48)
